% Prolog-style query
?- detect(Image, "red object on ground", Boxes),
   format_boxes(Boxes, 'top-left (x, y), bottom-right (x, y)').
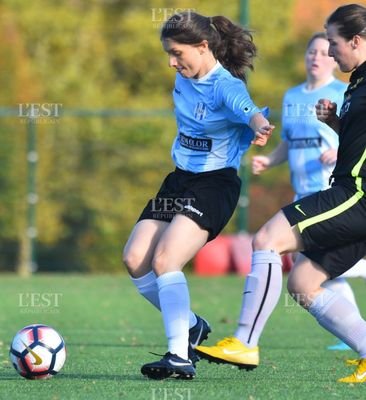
top-left (193, 235), bottom-right (232, 276)
top-left (281, 252), bottom-right (294, 273)
top-left (193, 233), bottom-right (294, 276)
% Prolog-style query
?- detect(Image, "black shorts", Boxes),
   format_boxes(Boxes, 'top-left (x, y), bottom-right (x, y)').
top-left (138, 167), bottom-right (241, 241)
top-left (282, 181), bottom-right (366, 278)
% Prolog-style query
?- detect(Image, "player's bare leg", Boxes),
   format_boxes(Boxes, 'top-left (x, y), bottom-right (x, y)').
top-left (124, 218), bottom-right (210, 375)
top-left (252, 210), bottom-right (303, 253)
top-left (287, 253), bottom-right (329, 308)
top-left (123, 219), bottom-right (169, 278)
top-left (139, 215), bottom-right (210, 379)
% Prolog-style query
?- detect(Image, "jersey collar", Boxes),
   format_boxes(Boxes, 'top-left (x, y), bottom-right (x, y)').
top-left (191, 61), bottom-right (222, 82)
top-left (302, 76), bottom-right (335, 93)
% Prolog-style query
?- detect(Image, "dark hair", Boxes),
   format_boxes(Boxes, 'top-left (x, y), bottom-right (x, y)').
top-left (306, 32), bottom-right (327, 49)
top-left (326, 3), bottom-right (366, 40)
top-left (160, 11), bottom-right (256, 82)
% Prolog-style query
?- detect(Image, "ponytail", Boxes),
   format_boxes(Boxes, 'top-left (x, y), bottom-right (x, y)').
top-left (211, 16), bottom-right (256, 82)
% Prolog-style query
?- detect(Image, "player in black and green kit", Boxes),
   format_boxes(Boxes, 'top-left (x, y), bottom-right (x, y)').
top-left (196, 3), bottom-right (366, 383)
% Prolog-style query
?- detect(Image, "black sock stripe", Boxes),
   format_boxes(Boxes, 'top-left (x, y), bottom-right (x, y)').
top-left (248, 263), bottom-right (272, 344)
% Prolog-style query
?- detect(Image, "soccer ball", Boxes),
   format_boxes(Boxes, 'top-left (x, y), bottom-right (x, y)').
top-left (9, 324), bottom-right (66, 379)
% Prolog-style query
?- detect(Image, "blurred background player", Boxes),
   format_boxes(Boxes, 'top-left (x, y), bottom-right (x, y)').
top-left (251, 32), bottom-right (366, 351)
top-left (123, 11), bottom-right (274, 380)
top-left (196, 4), bottom-right (366, 383)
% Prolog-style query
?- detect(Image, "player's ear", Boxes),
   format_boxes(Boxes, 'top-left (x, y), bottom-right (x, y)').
top-left (197, 40), bottom-right (209, 55)
top-left (351, 35), bottom-right (362, 49)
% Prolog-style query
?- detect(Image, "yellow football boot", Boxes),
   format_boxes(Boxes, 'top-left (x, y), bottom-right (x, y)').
top-left (195, 337), bottom-right (259, 370)
top-left (338, 358), bottom-right (366, 383)
top-left (345, 358), bottom-right (360, 366)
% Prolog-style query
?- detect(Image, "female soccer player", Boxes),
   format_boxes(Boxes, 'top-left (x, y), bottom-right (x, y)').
top-left (123, 11), bottom-right (274, 380)
top-left (252, 31), bottom-right (366, 351)
top-left (196, 4), bottom-right (366, 383)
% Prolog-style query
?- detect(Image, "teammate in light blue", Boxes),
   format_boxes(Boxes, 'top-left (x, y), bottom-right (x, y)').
top-left (123, 11), bottom-right (274, 380)
top-left (281, 68), bottom-right (344, 199)
top-left (253, 32), bottom-right (346, 200)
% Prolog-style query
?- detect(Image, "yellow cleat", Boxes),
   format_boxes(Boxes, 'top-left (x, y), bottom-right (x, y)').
top-left (345, 358), bottom-right (360, 366)
top-left (195, 337), bottom-right (259, 370)
top-left (338, 358), bottom-right (366, 383)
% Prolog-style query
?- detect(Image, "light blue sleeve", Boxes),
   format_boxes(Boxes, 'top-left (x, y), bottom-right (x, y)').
top-left (280, 90), bottom-right (290, 141)
top-left (214, 78), bottom-right (262, 124)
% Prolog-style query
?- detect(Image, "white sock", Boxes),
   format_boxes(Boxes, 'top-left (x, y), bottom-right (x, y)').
top-left (157, 271), bottom-right (190, 359)
top-left (322, 277), bottom-right (357, 307)
top-left (308, 288), bottom-right (366, 357)
top-left (130, 270), bottom-right (161, 309)
top-left (235, 250), bottom-right (283, 347)
top-left (130, 270), bottom-right (197, 328)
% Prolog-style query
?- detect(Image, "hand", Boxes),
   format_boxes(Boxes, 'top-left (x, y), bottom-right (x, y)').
top-left (251, 125), bottom-right (275, 147)
top-left (315, 99), bottom-right (337, 124)
top-left (319, 148), bottom-right (337, 165)
top-left (252, 155), bottom-right (270, 175)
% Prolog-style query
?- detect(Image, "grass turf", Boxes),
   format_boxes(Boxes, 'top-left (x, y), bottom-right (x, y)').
top-left (0, 274), bottom-right (365, 399)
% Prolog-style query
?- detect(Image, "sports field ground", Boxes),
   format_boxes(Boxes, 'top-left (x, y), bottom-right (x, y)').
top-left (0, 274), bottom-right (365, 400)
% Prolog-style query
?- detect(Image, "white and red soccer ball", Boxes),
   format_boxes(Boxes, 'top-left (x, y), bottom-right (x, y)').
top-left (9, 324), bottom-right (66, 379)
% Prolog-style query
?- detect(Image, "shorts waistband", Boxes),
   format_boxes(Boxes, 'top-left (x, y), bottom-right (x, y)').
top-left (175, 167), bottom-right (237, 177)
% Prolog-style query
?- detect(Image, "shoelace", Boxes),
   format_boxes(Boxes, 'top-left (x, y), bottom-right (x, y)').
top-left (216, 337), bottom-right (236, 346)
top-left (148, 351), bottom-right (188, 361)
top-left (149, 351), bottom-right (165, 357)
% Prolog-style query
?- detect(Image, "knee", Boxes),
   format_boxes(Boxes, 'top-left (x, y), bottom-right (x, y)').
top-left (252, 226), bottom-right (271, 251)
top-left (152, 248), bottom-right (176, 276)
top-left (122, 245), bottom-right (144, 276)
top-left (152, 251), bottom-right (167, 276)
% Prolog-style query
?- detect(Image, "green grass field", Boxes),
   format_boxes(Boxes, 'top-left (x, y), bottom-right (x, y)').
top-left (0, 274), bottom-right (365, 400)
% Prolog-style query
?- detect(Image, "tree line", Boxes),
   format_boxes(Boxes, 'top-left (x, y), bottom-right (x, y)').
top-left (0, 0), bottom-right (339, 272)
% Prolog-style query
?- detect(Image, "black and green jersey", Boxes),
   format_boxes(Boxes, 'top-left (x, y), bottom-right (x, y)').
top-left (334, 61), bottom-right (366, 189)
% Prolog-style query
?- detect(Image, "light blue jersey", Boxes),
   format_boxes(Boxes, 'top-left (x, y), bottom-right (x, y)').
top-left (281, 78), bottom-right (347, 199)
top-left (171, 62), bottom-right (266, 172)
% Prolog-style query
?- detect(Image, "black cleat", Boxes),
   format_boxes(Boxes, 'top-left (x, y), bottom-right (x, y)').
top-left (141, 352), bottom-right (195, 380)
